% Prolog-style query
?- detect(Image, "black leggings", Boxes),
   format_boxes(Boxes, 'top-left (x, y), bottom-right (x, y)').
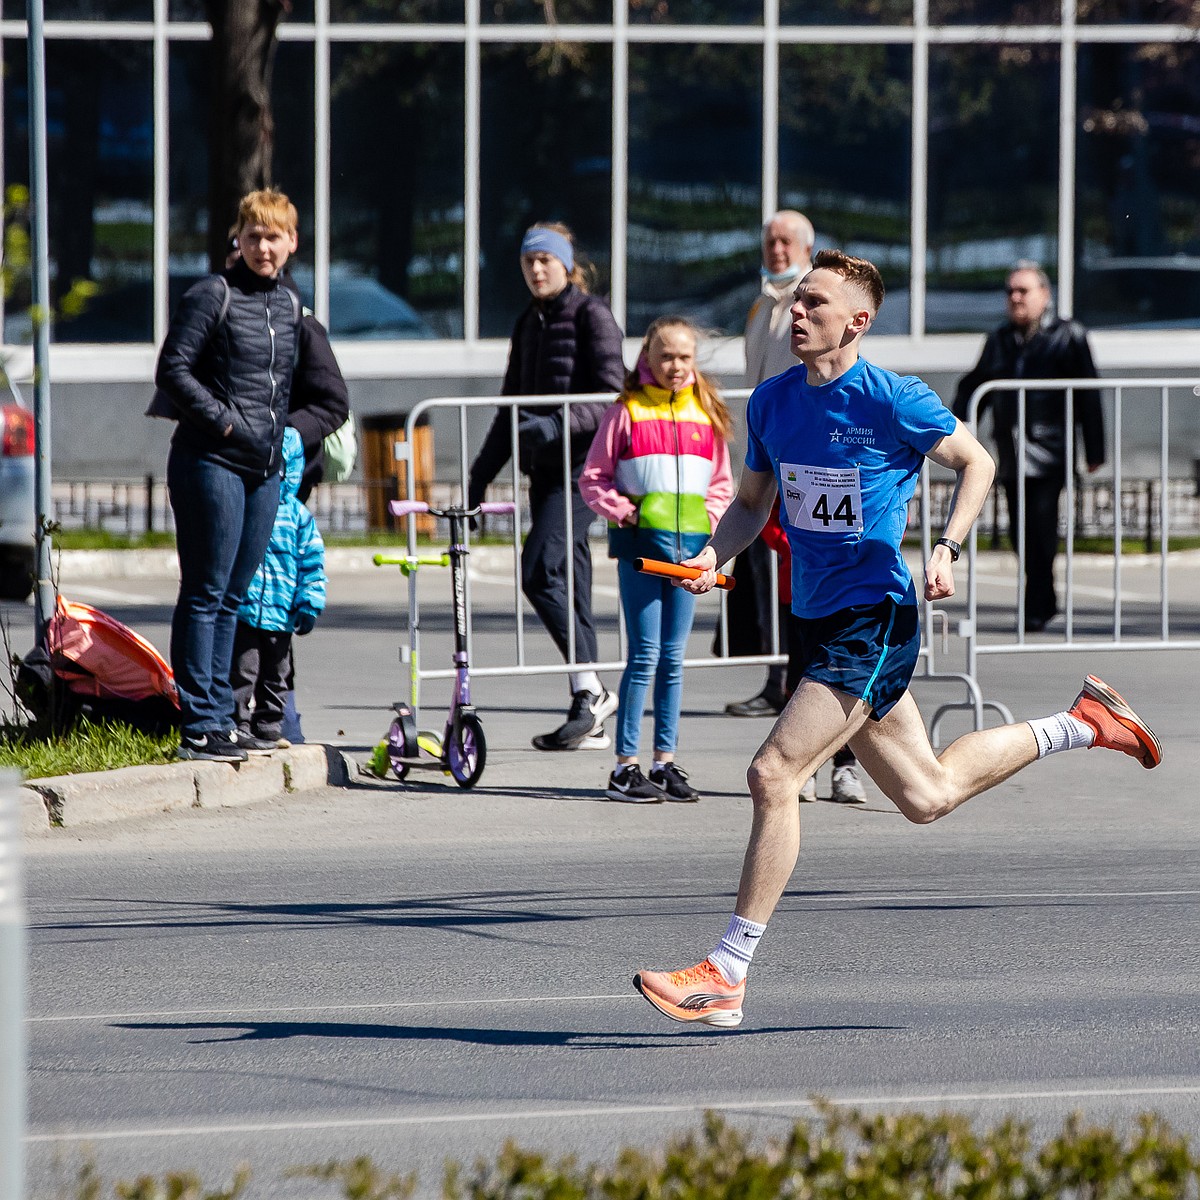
top-left (521, 475), bottom-right (599, 669)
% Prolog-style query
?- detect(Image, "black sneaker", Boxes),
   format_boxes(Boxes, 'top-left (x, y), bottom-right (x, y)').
top-left (533, 688), bottom-right (619, 751)
top-left (234, 728), bottom-right (279, 756)
top-left (649, 762), bottom-right (701, 802)
top-left (177, 731), bottom-right (247, 763)
top-left (605, 764), bottom-right (666, 803)
top-left (724, 689), bottom-right (787, 717)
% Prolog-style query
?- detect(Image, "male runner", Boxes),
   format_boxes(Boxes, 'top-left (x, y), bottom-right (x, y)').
top-left (632, 249), bottom-right (1162, 1029)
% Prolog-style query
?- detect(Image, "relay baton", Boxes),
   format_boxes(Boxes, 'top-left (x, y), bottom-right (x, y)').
top-left (634, 558), bottom-right (736, 591)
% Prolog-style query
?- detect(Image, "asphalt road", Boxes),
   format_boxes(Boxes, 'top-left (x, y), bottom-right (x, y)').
top-left (10, 552), bottom-right (1200, 1197)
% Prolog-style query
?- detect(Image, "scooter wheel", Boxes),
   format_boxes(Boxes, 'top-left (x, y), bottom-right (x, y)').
top-left (386, 718), bottom-right (411, 780)
top-left (448, 712), bottom-right (487, 788)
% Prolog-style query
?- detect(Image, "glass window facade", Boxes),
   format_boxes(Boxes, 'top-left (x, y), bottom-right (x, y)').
top-left (2, 5), bottom-right (1198, 350)
top-left (926, 44), bottom-right (1060, 333)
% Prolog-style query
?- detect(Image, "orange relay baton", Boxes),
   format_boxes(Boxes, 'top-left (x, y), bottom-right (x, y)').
top-left (634, 558), bottom-right (736, 591)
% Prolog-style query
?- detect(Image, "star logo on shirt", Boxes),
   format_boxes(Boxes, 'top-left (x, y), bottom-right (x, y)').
top-left (829, 429), bottom-right (841, 443)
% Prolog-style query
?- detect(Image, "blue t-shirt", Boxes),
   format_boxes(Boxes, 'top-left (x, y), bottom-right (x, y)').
top-left (745, 357), bottom-right (957, 619)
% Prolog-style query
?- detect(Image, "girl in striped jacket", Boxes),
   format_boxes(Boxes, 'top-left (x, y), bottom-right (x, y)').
top-left (580, 317), bottom-right (733, 803)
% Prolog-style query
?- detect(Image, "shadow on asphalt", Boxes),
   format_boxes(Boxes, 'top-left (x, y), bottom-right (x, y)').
top-left (113, 1019), bottom-right (901, 1046)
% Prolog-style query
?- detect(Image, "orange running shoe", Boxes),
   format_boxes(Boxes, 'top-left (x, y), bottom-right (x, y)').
top-left (1068, 674), bottom-right (1162, 769)
top-left (633, 958), bottom-right (745, 1027)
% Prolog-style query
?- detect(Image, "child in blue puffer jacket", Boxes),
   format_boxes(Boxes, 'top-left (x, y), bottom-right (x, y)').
top-left (231, 427), bottom-right (326, 751)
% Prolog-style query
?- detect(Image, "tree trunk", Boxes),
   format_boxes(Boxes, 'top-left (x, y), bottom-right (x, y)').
top-left (204, 0), bottom-right (288, 272)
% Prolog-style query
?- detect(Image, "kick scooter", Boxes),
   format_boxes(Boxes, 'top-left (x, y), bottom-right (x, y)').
top-left (369, 498), bottom-right (514, 788)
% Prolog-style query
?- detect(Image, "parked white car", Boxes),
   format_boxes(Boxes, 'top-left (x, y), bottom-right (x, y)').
top-left (0, 379), bottom-right (35, 601)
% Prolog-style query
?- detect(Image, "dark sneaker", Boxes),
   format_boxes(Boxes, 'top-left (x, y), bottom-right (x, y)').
top-left (177, 731), bottom-right (247, 763)
top-left (605, 764), bottom-right (665, 803)
top-left (234, 728), bottom-right (278, 756)
top-left (533, 688), bottom-right (619, 751)
top-left (649, 761), bottom-right (700, 802)
top-left (724, 689), bottom-right (786, 717)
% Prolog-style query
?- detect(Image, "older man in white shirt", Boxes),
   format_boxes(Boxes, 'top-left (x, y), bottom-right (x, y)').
top-left (744, 210), bottom-right (814, 385)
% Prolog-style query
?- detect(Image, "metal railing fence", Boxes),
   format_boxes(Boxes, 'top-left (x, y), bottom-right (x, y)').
top-left (957, 377), bottom-right (1200, 735)
top-left (46, 472), bottom-right (1200, 543)
top-left (391, 391), bottom-right (997, 728)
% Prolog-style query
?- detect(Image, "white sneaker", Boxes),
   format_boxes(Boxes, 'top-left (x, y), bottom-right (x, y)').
top-left (831, 763), bottom-right (867, 803)
top-left (577, 731), bottom-right (612, 750)
top-left (799, 775), bottom-right (817, 802)
top-left (589, 687), bottom-right (619, 734)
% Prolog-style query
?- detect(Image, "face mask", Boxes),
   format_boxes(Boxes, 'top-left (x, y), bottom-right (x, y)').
top-left (762, 263), bottom-right (803, 286)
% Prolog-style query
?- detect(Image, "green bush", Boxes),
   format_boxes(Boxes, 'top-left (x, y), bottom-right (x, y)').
top-left (61, 1108), bottom-right (1200, 1198)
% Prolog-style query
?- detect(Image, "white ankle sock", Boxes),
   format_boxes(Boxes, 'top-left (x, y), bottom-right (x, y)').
top-left (569, 671), bottom-right (602, 697)
top-left (709, 914), bottom-right (766, 985)
top-left (1028, 712), bottom-right (1095, 758)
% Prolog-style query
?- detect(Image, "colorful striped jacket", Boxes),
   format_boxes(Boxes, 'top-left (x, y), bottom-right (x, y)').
top-left (579, 384), bottom-right (733, 564)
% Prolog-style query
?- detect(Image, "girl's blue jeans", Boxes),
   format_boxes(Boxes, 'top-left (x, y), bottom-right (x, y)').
top-left (615, 557), bottom-right (698, 758)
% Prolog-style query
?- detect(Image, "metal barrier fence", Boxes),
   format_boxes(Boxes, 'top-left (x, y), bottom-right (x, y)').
top-left (48, 472), bottom-right (1200, 543)
top-left (957, 377), bottom-right (1200, 736)
top-left (391, 391), bottom-right (995, 728)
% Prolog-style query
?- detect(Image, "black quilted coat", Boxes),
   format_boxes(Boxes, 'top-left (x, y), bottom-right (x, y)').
top-left (151, 258), bottom-right (300, 478)
top-left (468, 284), bottom-right (625, 505)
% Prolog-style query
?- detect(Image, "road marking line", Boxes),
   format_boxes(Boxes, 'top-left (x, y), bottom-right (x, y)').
top-left (66, 584), bottom-right (162, 605)
top-left (28, 889), bottom-right (1198, 1025)
top-left (27, 1085), bottom-right (1200, 1143)
top-left (972, 572), bottom-right (1162, 604)
top-left (29, 995), bottom-right (639, 1024)
top-left (468, 568), bottom-right (620, 598)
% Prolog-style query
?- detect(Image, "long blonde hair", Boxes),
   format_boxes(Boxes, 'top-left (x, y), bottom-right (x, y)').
top-left (624, 316), bottom-right (733, 442)
top-left (529, 221), bottom-right (597, 294)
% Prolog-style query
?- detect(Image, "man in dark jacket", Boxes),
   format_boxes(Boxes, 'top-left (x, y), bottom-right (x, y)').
top-left (152, 189), bottom-right (303, 762)
top-left (953, 262), bottom-right (1105, 632)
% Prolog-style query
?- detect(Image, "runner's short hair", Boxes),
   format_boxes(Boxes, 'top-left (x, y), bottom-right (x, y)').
top-left (812, 249), bottom-right (885, 315)
top-left (236, 188), bottom-right (299, 236)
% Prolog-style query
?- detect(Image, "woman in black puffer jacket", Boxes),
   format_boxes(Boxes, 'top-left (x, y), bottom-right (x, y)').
top-left (151, 189), bottom-right (302, 763)
top-left (467, 223), bottom-right (626, 752)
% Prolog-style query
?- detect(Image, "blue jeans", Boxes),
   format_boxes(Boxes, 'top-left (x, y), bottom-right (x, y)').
top-left (615, 557), bottom-right (698, 758)
top-left (168, 444), bottom-right (280, 737)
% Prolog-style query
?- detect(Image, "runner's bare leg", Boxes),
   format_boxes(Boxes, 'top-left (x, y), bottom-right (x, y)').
top-left (735, 681), bottom-right (1040, 924)
top-left (736, 680), bottom-right (869, 923)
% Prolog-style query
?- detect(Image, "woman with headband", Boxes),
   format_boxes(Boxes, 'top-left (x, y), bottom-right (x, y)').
top-left (467, 223), bottom-right (627, 751)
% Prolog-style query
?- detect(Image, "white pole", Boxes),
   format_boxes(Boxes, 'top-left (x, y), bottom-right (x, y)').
top-left (26, 0), bottom-right (54, 645)
top-left (0, 771), bottom-right (27, 1200)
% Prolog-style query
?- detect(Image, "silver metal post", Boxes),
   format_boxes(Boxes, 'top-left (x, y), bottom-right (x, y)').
top-left (0, 771), bottom-right (27, 1200)
top-left (27, 0), bottom-right (54, 644)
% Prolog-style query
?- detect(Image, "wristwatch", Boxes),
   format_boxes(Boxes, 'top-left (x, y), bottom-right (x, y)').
top-left (935, 536), bottom-right (961, 562)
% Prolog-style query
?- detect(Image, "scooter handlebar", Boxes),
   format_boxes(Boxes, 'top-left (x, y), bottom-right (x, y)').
top-left (389, 500), bottom-right (430, 518)
top-left (634, 558), bottom-right (736, 591)
top-left (388, 499), bottom-right (516, 518)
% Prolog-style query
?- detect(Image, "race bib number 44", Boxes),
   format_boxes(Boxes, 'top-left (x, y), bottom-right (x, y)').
top-left (780, 463), bottom-right (864, 533)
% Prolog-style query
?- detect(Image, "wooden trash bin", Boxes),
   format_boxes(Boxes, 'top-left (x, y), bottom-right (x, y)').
top-left (361, 415), bottom-right (434, 534)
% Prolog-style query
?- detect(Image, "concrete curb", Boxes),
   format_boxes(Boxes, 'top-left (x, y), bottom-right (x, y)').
top-left (19, 743), bottom-right (349, 832)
